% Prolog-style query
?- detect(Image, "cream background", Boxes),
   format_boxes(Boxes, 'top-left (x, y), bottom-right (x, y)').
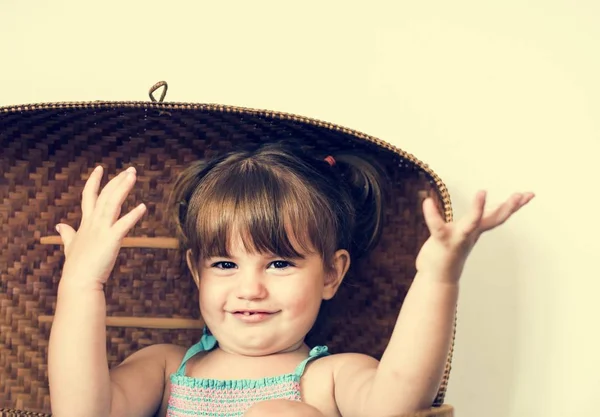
top-left (1, 1), bottom-right (598, 416)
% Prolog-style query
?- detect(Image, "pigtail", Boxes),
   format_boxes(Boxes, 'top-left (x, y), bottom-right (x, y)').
top-left (333, 153), bottom-right (388, 260)
top-left (166, 154), bottom-right (231, 251)
top-left (166, 160), bottom-right (204, 251)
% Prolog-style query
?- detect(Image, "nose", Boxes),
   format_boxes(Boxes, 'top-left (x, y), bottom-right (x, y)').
top-left (235, 269), bottom-right (268, 301)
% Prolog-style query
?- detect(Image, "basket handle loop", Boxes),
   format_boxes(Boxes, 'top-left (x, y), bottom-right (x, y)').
top-left (149, 81), bottom-right (168, 102)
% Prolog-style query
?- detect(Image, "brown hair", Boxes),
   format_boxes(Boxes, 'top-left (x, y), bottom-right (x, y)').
top-left (168, 141), bottom-right (387, 271)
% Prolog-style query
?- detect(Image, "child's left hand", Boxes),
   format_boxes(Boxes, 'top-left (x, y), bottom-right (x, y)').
top-left (416, 190), bottom-right (535, 283)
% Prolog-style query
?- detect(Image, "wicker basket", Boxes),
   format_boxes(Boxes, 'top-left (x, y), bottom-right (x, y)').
top-left (0, 82), bottom-right (455, 416)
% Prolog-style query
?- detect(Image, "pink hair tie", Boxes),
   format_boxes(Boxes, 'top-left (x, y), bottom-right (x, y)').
top-left (324, 155), bottom-right (336, 167)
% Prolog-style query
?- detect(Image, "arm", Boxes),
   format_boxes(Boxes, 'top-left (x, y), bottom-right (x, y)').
top-left (332, 278), bottom-right (457, 417)
top-left (48, 281), bottom-right (112, 417)
top-left (367, 276), bottom-right (458, 413)
top-left (333, 191), bottom-right (534, 417)
top-left (48, 280), bottom-right (168, 417)
top-left (47, 165), bottom-right (161, 417)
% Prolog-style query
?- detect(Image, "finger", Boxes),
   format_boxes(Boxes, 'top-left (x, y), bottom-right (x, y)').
top-left (519, 192), bottom-right (535, 207)
top-left (480, 192), bottom-right (523, 231)
top-left (95, 167), bottom-right (136, 223)
top-left (100, 169), bottom-right (138, 225)
top-left (81, 165), bottom-right (103, 222)
top-left (457, 190), bottom-right (486, 236)
top-left (112, 203), bottom-right (147, 239)
top-left (422, 197), bottom-right (448, 238)
top-left (483, 192), bottom-right (533, 217)
top-left (55, 223), bottom-right (76, 254)
top-left (98, 167), bottom-right (135, 204)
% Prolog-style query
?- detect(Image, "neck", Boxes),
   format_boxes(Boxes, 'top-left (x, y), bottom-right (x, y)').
top-left (216, 339), bottom-right (309, 358)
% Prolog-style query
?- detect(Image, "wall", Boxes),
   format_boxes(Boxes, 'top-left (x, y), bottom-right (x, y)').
top-left (1, 1), bottom-right (598, 416)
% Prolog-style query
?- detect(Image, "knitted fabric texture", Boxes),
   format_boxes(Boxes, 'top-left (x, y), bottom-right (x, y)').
top-left (167, 333), bottom-right (329, 416)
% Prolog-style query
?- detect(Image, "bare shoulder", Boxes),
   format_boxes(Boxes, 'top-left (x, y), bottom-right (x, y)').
top-left (310, 352), bottom-right (379, 375)
top-left (161, 344), bottom-right (188, 377)
top-left (120, 343), bottom-right (186, 362)
top-left (108, 343), bottom-right (187, 417)
top-left (301, 352), bottom-right (379, 417)
top-left (115, 343), bottom-right (187, 377)
top-left (151, 343), bottom-right (187, 368)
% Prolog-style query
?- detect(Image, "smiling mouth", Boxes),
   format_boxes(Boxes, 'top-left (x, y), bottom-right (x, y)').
top-left (232, 310), bottom-right (277, 316)
top-left (229, 310), bottom-right (281, 323)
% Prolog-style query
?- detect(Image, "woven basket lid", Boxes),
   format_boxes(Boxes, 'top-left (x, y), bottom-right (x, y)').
top-left (0, 81), bottom-right (455, 415)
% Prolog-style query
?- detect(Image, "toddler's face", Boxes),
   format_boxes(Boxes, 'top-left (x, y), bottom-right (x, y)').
top-left (193, 234), bottom-right (333, 356)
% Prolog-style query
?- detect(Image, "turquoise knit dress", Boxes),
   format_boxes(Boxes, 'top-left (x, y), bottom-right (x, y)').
top-left (167, 330), bottom-right (329, 416)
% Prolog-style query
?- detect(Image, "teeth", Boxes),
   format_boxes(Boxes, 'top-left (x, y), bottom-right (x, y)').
top-left (243, 312), bottom-right (250, 316)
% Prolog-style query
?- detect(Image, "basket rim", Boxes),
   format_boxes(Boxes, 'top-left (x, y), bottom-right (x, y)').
top-left (0, 99), bottom-right (452, 221)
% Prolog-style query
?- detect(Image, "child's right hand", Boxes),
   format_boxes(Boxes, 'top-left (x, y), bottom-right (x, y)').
top-left (55, 165), bottom-right (147, 289)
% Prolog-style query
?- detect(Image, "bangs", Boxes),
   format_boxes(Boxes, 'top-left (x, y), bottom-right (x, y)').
top-left (186, 160), bottom-right (335, 261)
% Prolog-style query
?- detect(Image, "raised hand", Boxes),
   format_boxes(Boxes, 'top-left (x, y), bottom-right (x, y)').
top-left (416, 190), bottom-right (535, 282)
top-left (55, 165), bottom-right (147, 289)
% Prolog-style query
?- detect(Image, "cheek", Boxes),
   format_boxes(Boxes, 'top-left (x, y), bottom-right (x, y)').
top-left (198, 280), bottom-right (229, 313)
top-left (278, 279), bottom-right (323, 314)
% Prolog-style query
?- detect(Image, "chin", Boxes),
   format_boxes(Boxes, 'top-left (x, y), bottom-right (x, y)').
top-left (235, 346), bottom-right (281, 357)
top-left (231, 336), bottom-right (287, 355)
top-left (222, 333), bottom-right (303, 356)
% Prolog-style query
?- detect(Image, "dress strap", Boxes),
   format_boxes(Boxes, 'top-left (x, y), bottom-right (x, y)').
top-left (175, 331), bottom-right (218, 375)
top-left (293, 346), bottom-right (330, 377)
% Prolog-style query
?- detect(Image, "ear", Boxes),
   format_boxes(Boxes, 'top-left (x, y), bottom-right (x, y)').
top-left (186, 249), bottom-right (201, 290)
top-left (322, 249), bottom-right (351, 300)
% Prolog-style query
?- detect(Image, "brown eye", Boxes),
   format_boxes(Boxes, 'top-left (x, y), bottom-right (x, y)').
top-left (269, 260), bottom-right (294, 269)
top-left (212, 261), bottom-right (237, 270)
